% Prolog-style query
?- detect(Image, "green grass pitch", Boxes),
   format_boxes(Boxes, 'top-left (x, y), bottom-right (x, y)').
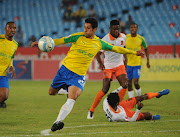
top-left (0, 80), bottom-right (180, 137)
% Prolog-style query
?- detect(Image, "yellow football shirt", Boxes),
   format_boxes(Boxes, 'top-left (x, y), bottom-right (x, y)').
top-left (0, 35), bottom-right (18, 76)
top-left (126, 34), bottom-right (148, 66)
top-left (54, 32), bottom-right (137, 75)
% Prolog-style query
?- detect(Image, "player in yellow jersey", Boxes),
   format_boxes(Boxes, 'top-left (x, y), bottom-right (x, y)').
top-left (31, 18), bottom-right (144, 132)
top-left (126, 23), bottom-right (150, 98)
top-left (0, 22), bottom-right (18, 108)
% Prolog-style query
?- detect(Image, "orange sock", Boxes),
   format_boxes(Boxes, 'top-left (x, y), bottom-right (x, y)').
top-left (89, 90), bottom-right (105, 112)
top-left (118, 88), bottom-right (127, 102)
top-left (146, 92), bottom-right (159, 99)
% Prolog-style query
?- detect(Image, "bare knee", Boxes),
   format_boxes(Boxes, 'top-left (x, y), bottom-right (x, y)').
top-left (0, 89), bottom-right (9, 102)
top-left (48, 87), bottom-right (58, 95)
top-left (135, 94), bottom-right (148, 102)
top-left (102, 88), bottom-right (109, 94)
top-left (121, 82), bottom-right (128, 89)
top-left (128, 81), bottom-right (133, 91)
top-left (134, 80), bottom-right (140, 89)
top-left (102, 79), bottom-right (111, 94)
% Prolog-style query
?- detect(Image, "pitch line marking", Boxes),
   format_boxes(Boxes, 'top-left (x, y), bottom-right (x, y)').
top-left (40, 120), bottom-right (180, 136)
top-left (1, 120), bottom-right (179, 137)
top-left (3, 130), bottom-right (180, 137)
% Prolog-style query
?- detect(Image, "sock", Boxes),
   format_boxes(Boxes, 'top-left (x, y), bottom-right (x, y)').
top-left (146, 92), bottom-right (159, 99)
top-left (128, 90), bottom-right (134, 98)
top-left (112, 86), bottom-right (123, 93)
top-left (135, 88), bottom-right (141, 96)
top-left (57, 88), bottom-right (68, 95)
top-left (55, 99), bottom-right (75, 122)
top-left (118, 88), bottom-right (127, 102)
top-left (89, 90), bottom-right (105, 112)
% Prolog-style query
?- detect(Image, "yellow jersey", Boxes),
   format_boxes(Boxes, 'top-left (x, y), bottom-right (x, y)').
top-left (54, 32), bottom-right (137, 75)
top-left (0, 35), bottom-right (18, 76)
top-left (126, 34), bottom-right (147, 66)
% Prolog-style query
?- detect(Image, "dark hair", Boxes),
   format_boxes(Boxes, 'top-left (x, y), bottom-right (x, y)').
top-left (130, 22), bottom-right (138, 28)
top-left (6, 21), bottom-right (15, 27)
top-left (110, 20), bottom-right (119, 27)
top-left (107, 93), bottom-right (120, 108)
top-left (85, 18), bottom-right (98, 29)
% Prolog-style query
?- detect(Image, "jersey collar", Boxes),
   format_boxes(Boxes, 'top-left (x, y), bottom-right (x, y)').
top-left (109, 32), bottom-right (121, 40)
top-left (109, 104), bottom-right (121, 113)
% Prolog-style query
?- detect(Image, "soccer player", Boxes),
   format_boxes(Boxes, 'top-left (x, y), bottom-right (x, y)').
top-left (103, 88), bottom-right (170, 122)
top-left (0, 22), bottom-right (18, 108)
top-left (31, 18), bottom-right (144, 132)
top-left (126, 23), bottom-right (150, 98)
top-left (87, 20), bottom-right (128, 119)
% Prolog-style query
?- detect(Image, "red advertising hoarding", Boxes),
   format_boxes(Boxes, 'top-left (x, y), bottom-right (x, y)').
top-left (14, 45), bottom-right (180, 80)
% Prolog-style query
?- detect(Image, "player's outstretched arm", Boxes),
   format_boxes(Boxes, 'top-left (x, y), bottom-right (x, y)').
top-left (136, 50), bottom-right (145, 56)
top-left (100, 40), bottom-right (144, 56)
top-left (31, 41), bottom-right (38, 47)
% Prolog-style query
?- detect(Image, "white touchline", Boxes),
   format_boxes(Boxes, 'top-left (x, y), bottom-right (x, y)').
top-left (39, 120), bottom-right (180, 136)
top-left (1, 120), bottom-right (180, 137)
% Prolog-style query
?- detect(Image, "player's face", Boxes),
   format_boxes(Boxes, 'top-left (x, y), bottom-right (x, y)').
top-left (130, 24), bottom-right (138, 35)
top-left (84, 23), bottom-right (97, 38)
top-left (110, 25), bottom-right (120, 38)
top-left (5, 23), bottom-right (16, 37)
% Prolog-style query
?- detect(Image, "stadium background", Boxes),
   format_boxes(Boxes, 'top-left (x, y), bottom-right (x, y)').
top-left (0, 0), bottom-right (180, 81)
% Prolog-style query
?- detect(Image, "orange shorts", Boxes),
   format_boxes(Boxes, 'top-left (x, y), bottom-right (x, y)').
top-left (103, 65), bottom-right (127, 80)
top-left (119, 97), bottom-right (145, 121)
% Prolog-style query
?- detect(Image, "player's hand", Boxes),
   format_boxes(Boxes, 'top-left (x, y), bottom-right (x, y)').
top-left (31, 41), bottom-right (38, 47)
top-left (136, 50), bottom-right (145, 56)
top-left (9, 66), bottom-right (16, 79)
top-left (137, 101), bottom-right (143, 110)
top-left (99, 64), bottom-right (105, 70)
top-left (147, 62), bottom-right (150, 68)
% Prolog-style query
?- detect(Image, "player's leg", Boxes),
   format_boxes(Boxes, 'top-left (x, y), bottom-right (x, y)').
top-left (133, 66), bottom-right (141, 96)
top-left (0, 88), bottom-right (9, 108)
top-left (116, 74), bottom-right (128, 102)
top-left (51, 66), bottom-right (85, 132)
top-left (88, 69), bottom-right (112, 119)
top-left (135, 89), bottom-right (170, 103)
top-left (88, 77), bottom-right (111, 119)
top-left (0, 76), bottom-right (10, 108)
top-left (126, 66), bottom-right (134, 98)
top-left (51, 86), bottom-right (82, 132)
top-left (115, 65), bottom-right (128, 102)
top-left (57, 88), bottom-right (68, 95)
top-left (49, 86), bottom-right (60, 95)
top-left (128, 79), bottom-right (134, 98)
top-left (49, 65), bottom-right (67, 96)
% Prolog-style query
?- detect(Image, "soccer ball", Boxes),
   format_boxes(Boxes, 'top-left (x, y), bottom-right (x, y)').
top-left (38, 36), bottom-right (54, 52)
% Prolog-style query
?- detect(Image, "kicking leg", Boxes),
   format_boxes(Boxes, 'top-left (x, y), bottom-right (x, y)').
top-left (51, 86), bottom-right (82, 132)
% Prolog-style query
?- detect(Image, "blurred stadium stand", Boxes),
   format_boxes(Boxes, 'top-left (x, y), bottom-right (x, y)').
top-left (0, 0), bottom-right (180, 46)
